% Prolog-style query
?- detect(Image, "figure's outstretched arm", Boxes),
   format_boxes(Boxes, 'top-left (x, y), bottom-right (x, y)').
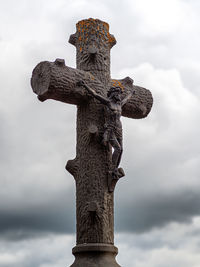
top-left (121, 90), bottom-right (135, 107)
top-left (77, 81), bottom-right (109, 105)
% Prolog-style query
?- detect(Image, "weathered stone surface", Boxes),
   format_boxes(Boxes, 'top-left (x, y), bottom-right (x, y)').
top-left (31, 18), bottom-right (153, 267)
top-left (31, 60), bottom-right (152, 119)
top-left (71, 244), bottom-right (120, 267)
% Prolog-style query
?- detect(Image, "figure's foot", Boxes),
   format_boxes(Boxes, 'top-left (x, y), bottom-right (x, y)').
top-left (108, 167), bottom-right (125, 193)
top-left (118, 167), bottom-right (125, 178)
top-left (112, 167), bottom-right (125, 179)
top-left (112, 168), bottom-right (118, 178)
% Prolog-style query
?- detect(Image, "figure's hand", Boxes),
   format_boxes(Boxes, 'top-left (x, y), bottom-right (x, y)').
top-left (139, 104), bottom-right (147, 115)
top-left (76, 80), bottom-right (85, 87)
top-left (132, 89), bottom-right (135, 95)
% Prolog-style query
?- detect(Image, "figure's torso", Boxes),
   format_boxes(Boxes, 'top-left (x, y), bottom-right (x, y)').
top-left (105, 101), bottom-right (122, 132)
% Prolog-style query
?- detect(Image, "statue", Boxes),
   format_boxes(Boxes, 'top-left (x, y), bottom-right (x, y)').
top-left (79, 81), bottom-right (134, 179)
top-left (31, 18), bottom-right (153, 267)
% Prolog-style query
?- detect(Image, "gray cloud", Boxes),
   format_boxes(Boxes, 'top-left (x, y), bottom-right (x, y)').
top-left (0, 234), bottom-right (75, 267)
top-left (0, 187), bottom-right (75, 239)
top-left (0, 0), bottom-right (200, 266)
top-left (116, 188), bottom-right (200, 233)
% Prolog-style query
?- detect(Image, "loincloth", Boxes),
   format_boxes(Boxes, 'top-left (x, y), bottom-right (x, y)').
top-left (104, 123), bottom-right (122, 140)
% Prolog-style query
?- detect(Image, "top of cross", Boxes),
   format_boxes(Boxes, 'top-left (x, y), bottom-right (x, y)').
top-left (69, 18), bottom-right (116, 48)
top-left (31, 18), bottom-right (153, 119)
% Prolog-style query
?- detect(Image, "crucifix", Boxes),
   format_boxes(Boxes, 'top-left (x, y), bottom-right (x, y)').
top-left (31, 18), bottom-right (153, 267)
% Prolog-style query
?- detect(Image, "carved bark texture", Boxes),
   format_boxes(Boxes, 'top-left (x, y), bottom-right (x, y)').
top-left (71, 19), bottom-right (115, 245)
top-left (74, 99), bottom-right (114, 243)
top-left (31, 61), bottom-right (152, 119)
top-left (31, 58), bottom-right (102, 105)
top-left (31, 18), bottom-right (153, 246)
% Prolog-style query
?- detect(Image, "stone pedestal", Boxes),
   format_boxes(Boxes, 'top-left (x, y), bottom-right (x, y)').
top-left (70, 243), bottom-right (120, 267)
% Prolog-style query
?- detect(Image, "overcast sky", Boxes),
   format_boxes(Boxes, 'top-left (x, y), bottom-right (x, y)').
top-left (0, 0), bottom-right (200, 266)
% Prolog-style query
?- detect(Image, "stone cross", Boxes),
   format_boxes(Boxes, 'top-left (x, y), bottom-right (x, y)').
top-left (31, 18), bottom-right (153, 267)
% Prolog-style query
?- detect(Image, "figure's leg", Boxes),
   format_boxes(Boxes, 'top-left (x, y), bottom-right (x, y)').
top-left (109, 136), bottom-right (122, 171)
top-left (102, 129), bottom-right (109, 146)
top-left (116, 138), bottom-right (123, 168)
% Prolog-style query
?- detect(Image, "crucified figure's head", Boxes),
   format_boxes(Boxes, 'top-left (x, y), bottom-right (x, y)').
top-left (107, 86), bottom-right (122, 103)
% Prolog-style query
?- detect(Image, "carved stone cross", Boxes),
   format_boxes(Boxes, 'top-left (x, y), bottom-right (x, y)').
top-left (31, 18), bottom-right (153, 267)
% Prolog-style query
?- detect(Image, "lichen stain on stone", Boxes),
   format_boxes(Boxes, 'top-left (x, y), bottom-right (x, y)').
top-left (76, 18), bottom-right (114, 47)
top-left (111, 80), bottom-right (124, 91)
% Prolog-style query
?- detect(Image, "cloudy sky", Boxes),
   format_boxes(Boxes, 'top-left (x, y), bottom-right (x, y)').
top-left (0, 0), bottom-right (200, 266)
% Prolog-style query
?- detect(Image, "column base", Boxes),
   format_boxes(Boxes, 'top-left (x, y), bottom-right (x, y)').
top-left (70, 243), bottom-right (121, 267)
